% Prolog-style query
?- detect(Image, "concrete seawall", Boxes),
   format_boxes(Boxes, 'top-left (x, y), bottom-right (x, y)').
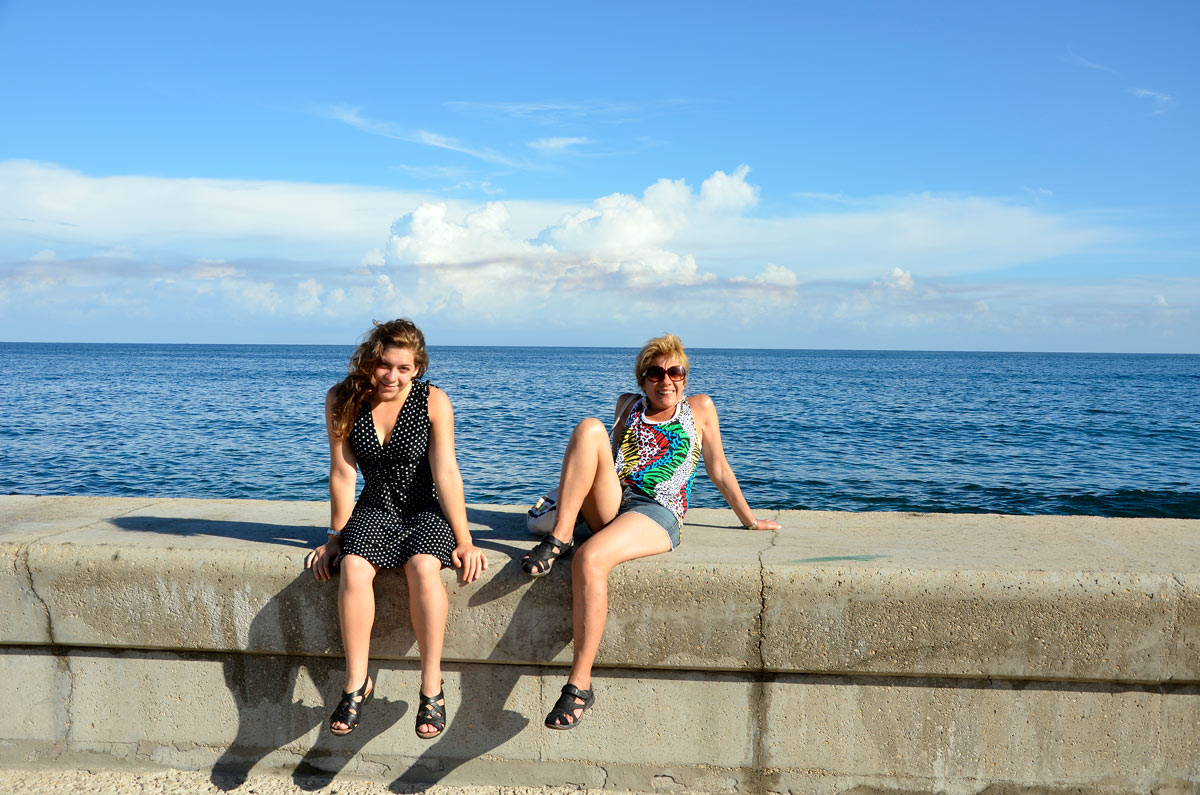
top-left (2, 495), bottom-right (1198, 793)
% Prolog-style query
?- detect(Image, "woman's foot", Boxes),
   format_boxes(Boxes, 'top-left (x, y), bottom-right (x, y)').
top-left (329, 676), bottom-right (374, 735)
top-left (522, 534), bottom-right (574, 577)
top-left (415, 686), bottom-right (446, 739)
top-left (544, 682), bottom-right (594, 730)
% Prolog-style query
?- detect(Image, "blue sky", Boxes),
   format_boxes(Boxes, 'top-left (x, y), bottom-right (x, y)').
top-left (1, 1), bottom-right (1196, 351)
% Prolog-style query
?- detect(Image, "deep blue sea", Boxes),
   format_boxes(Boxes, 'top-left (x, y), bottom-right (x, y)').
top-left (1, 343), bottom-right (1198, 518)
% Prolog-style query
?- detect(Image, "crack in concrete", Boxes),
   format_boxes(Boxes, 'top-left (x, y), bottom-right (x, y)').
top-left (71, 498), bottom-right (171, 537)
top-left (748, 521), bottom-right (782, 794)
top-left (19, 543), bottom-right (78, 741)
top-left (18, 543), bottom-right (56, 644)
top-left (8, 498), bottom-right (167, 551)
top-left (755, 523), bottom-right (781, 670)
top-left (60, 651), bottom-right (77, 743)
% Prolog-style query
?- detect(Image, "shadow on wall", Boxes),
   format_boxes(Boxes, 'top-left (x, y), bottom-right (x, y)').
top-left (110, 514), bottom-right (317, 547)
top-left (112, 508), bottom-right (571, 792)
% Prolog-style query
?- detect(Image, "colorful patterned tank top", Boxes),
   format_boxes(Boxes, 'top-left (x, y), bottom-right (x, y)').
top-left (614, 396), bottom-right (703, 523)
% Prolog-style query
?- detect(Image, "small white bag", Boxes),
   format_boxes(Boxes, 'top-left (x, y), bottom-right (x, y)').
top-left (526, 488), bottom-right (559, 536)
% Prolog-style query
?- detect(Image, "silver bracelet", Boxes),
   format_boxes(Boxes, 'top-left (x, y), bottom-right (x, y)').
top-left (744, 518), bottom-right (757, 530)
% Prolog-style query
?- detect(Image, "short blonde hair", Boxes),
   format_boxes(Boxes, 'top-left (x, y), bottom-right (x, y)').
top-left (634, 333), bottom-right (689, 390)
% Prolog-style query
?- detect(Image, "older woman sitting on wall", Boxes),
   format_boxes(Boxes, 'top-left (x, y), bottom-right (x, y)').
top-left (522, 333), bottom-right (781, 729)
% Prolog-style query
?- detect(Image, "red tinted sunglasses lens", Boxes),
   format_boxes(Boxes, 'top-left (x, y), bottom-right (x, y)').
top-left (644, 366), bottom-right (686, 381)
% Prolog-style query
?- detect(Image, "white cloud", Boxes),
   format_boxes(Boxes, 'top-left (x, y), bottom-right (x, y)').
top-left (699, 165), bottom-right (759, 212)
top-left (680, 194), bottom-right (1115, 280)
top-left (1130, 88), bottom-right (1175, 114)
top-left (390, 201), bottom-right (553, 266)
top-left (193, 259), bottom-right (237, 279)
top-left (732, 263), bottom-right (798, 287)
top-left (5, 159), bottom-right (1167, 348)
top-left (875, 267), bottom-right (915, 291)
top-left (31, 249), bottom-right (56, 261)
top-left (0, 159), bottom-right (436, 258)
top-left (528, 137), bottom-right (592, 152)
top-left (295, 278), bottom-right (324, 314)
top-left (219, 277), bottom-right (282, 313)
top-left (365, 166), bottom-right (1126, 325)
top-left (382, 168), bottom-right (768, 315)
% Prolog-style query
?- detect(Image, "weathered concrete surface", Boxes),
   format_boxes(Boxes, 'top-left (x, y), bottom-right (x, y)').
top-left (762, 511), bottom-right (1200, 682)
top-left (2, 495), bottom-right (1199, 793)
top-left (0, 766), bottom-right (659, 795)
top-left (3, 648), bottom-right (1198, 794)
top-left (4, 496), bottom-right (1198, 682)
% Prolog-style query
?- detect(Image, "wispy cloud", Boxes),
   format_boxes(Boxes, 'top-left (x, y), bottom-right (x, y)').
top-left (528, 136), bottom-right (592, 153)
top-left (443, 100), bottom-right (641, 124)
top-left (392, 164), bottom-right (473, 180)
top-left (1066, 45), bottom-right (1116, 74)
top-left (1063, 48), bottom-right (1177, 116)
top-left (325, 106), bottom-right (532, 168)
top-left (389, 164), bottom-right (504, 195)
top-left (1130, 88), bottom-right (1176, 115)
top-left (793, 192), bottom-right (861, 205)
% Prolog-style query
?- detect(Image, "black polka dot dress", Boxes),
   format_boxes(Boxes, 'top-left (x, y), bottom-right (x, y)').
top-left (338, 380), bottom-right (456, 569)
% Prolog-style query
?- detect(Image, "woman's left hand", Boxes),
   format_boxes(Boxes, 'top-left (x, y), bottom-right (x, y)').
top-left (452, 543), bottom-right (488, 583)
top-left (747, 518), bottom-right (782, 531)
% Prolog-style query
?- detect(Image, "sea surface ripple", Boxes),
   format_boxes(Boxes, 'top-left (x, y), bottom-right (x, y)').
top-left (1, 343), bottom-right (1197, 518)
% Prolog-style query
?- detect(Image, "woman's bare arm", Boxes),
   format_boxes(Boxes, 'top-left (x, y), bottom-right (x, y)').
top-left (306, 388), bottom-right (359, 580)
top-left (690, 394), bottom-right (780, 531)
top-left (427, 386), bottom-right (487, 582)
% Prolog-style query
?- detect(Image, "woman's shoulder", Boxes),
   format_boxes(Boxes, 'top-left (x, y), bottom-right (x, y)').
top-left (425, 382), bottom-right (452, 414)
top-left (324, 384), bottom-right (346, 413)
top-left (614, 392), bottom-right (641, 418)
top-left (685, 393), bottom-right (716, 416)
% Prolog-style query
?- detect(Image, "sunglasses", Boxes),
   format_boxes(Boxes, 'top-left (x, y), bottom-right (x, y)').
top-left (642, 365), bottom-right (687, 382)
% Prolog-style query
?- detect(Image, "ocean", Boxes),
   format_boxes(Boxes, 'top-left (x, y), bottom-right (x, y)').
top-left (1, 343), bottom-right (1197, 518)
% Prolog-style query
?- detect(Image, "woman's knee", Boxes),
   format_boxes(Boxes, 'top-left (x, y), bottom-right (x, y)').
top-left (572, 544), bottom-right (611, 581)
top-left (405, 554), bottom-right (444, 584)
top-left (340, 554), bottom-right (376, 588)
top-left (571, 417), bottom-right (608, 444)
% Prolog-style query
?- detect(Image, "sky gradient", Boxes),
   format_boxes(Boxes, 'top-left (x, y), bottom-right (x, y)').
top-left (1, 1), bottom-right (1197, 351)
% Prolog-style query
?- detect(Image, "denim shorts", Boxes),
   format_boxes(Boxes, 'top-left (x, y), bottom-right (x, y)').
top-left (617, 488), bottom-right (682, 549)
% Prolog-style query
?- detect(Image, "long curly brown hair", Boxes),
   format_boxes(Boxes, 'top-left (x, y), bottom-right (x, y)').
top-left (329, 319), bottom-right (429, 439)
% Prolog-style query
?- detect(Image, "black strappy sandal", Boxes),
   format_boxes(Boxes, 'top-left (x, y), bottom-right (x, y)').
top-left (329, 677), bottom-right (373, 736)
top-left (415, 687), bottom-right (446, 739)
top-left (521, 535), bottom-right (574, 577)
top-left (544, 683), bottom-right (594, 730)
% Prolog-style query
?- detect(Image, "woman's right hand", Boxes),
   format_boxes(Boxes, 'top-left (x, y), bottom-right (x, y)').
top-left (305, 536), bottom-right (341, 582)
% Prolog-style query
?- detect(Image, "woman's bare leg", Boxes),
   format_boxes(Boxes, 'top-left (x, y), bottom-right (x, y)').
top-left (335, 553), bottom-right (378, 731)
top-left (539, 418), bottom-right (623, 552)
top-left (548, 513), bottom-right (672, 726)
top-left (405, 553), bottom-right (448, 736)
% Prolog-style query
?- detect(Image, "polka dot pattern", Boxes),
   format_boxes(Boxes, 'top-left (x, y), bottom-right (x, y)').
top-left (337, 380), bottom-right (455, 569)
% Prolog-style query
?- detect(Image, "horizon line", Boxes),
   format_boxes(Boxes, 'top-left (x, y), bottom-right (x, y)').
top-left (1, 340), bottom-right (1195, 357)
